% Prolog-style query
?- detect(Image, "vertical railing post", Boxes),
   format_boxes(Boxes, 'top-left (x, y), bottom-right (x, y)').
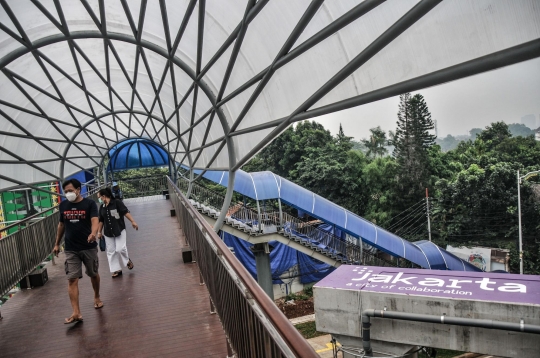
top-left (199, 270), bottom-right (205, 285)
top-left (210, 296), bottom-right (216, 314)
top-left (256, 199), bottom-right (262, 232)
top-left (226, 339), bottom-right (234, 358)
top-left (278, 198), bottom-right (283, 230)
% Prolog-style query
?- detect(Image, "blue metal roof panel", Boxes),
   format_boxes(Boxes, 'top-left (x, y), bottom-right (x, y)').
top-left (195, 169), bottom-right (476, 271)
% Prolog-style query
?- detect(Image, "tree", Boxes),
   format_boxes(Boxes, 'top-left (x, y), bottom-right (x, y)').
top-left (436, 134), bottom-right (460, 152)
top-left (242, 121), bottom-right (334, 179)
top-left (508, 123), bottom-right (535, 138)
top-left (392, 93), bottom-right (436, 209)
top-left (336, 123), bottom-right (354, 152)
top-left (477, 121), bottom-right (511, 150)
top-left (295, 143), bottom-right (367, 214)
top-left (469, 128), bottom-right (483, 139)
top-left (362, 126), bottom-right (388, 158)
top-left (362, 156), bottom-right (399, 225)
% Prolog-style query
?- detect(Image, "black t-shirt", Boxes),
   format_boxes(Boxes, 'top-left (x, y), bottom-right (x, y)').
top-left (99, 199), bottom-right (130, 237)
top-left (59, 198), bottom-right (99, 252)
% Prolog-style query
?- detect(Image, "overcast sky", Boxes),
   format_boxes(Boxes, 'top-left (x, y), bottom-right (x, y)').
top-left (314, 58), bottom-right (540, 141)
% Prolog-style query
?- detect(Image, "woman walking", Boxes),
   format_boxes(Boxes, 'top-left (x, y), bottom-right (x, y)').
top-left (97, 188), bottom-right (138, 277)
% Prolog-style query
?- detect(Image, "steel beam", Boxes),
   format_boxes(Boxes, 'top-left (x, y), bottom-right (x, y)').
top-left (232, 0), bottom-right (443, 171)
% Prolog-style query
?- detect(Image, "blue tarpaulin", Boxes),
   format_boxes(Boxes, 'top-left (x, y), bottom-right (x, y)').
top-left (221, 231), bottom-right (334, 284)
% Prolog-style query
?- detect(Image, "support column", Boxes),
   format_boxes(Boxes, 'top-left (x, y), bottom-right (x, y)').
top-left (251, 243), bottom-right (273, 300)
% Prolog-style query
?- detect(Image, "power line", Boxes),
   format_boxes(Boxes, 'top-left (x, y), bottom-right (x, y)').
top-left (387, 204), bottom-right (426, 232)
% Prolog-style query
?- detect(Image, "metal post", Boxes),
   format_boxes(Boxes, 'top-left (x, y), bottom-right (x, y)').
top-left (278, 198), bottom-right (283, 229)
top-left (226, 339), bottom-right (234, 358)
top-left (426, 188), bottom-right (432, 242)
top-left (209, 295), bottom-right (216, 314)
top-left (517, 170), bottom-right (523, 275)
top-left (256, 199), bottom-right (262, 232)
top-left (358, 236), bottom-right (363, 264)
top-left (199, 270), bottom-right (205, 285)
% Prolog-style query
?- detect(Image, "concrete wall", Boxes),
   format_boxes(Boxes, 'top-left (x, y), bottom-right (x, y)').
top-left (273, 276), bottom-right (306, 299)
top-left (314, 286), bottom-right (539, 357)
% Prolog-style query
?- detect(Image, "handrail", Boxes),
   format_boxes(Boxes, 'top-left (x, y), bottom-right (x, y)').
top-left (176, 176), bottom-right (407, 267)
top-left (0, 183), bottom-right (105, 299)
top-left (168, 176), bottom-right (318, 357)
top-left (0, 206), bottom-right (57, 233)
top-left (0, 184), bottom-right (103, 236)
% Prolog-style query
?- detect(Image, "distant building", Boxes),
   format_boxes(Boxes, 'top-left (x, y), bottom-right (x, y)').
top-left (521, 114), bottom-right (537, 129)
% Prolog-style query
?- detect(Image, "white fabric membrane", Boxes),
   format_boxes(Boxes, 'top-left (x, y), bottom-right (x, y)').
top-left (0, 0), bottom-right (538, 190)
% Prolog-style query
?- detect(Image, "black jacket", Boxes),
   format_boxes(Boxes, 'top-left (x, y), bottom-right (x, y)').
top-left (98, 199), bottom-right (129, 237)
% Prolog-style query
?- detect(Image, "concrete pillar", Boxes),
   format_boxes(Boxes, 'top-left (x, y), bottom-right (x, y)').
top-left (251, 243), bottom-right (273, 300)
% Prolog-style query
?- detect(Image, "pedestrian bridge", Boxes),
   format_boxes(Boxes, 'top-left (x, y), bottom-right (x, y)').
top-left (1, 1), bottom-right (539, 357)
top-left (0, 180), bottom-right (316, 357)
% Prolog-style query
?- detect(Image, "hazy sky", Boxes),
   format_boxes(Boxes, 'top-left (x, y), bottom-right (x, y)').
top-left (314, 58), bottom-right (540, 141)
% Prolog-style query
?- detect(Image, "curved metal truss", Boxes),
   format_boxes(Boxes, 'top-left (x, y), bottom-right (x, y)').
top-left (0, 0), bottom-right (539, 191)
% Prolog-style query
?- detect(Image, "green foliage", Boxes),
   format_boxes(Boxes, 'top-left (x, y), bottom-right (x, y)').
top-left (435, 134), bottom-right (461, 152)
top-left (362, 126), bottom-right (388, 158)
top-left (294, 321), bottom-right (326, 339)
top-left (285, 292), bottom-right (309, 301)
top-left (303, 284), bottom-right (314, 297)
top-left (418, 348), bottom-right (465, 358)
top-left (393, 93), bottom-right (436, 211)
top-left (508, 123), bottom-right (536, 137)
top-left (240, 97), bottom-right (540, 274)
top-left (113, 167), bottom-right (169, 180)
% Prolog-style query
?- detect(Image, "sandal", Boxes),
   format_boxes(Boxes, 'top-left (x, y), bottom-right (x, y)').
top-left (94, 301), bottom-right (104, 309)
top-left (64, 315), bottom-right (83, 324)
top-left (112, 270), bottom-right (122, 278)
top-left (127, 259), bottom-right (134, 270)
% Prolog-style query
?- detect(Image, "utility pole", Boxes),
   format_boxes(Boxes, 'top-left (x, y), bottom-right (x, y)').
top-left (517, 169), bottom-right (540, 275)
top-left (517, 170), bottom-right (523, 275)
top-left (426, 188), bottom-right (432, 242)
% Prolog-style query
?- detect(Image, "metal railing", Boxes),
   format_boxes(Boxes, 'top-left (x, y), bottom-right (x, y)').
top-left (168, 177), bottom-right (318, 358)
top-left (188, 180), bottom-right (226, 210)
top-left (0, 185), bottom-right (103, 299)
top-left (177, 177), bottom-right (403, 267)
top-left (114, 176), bottom-right (168, 198)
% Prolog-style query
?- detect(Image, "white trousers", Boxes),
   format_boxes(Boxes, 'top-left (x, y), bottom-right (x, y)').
top-left (104, 229), bottom-right (129, 272)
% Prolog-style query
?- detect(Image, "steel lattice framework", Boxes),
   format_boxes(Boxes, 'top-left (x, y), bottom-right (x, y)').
top-left (0, 0), bottom-right (539, 192)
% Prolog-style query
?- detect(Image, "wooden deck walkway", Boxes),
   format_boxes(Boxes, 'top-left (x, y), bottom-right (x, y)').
top-left (0, 198), bottom-right (227, 357)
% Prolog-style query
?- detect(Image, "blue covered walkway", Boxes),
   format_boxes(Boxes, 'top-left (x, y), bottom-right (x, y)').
top-left (191, 169), bottom-right (481, 272)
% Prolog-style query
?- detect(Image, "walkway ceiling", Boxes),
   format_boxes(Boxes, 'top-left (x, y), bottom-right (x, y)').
top-left (107, 138), bottom-right (169, 172)
top-left (1, 0), bottom-right (539, 190)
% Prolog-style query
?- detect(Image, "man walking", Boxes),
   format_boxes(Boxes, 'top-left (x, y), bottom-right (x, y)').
top-left (53, 179), bottom-right (103, 324)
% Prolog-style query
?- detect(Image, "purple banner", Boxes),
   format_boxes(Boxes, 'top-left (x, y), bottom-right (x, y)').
top-left (315, 266), bottom-right (540, 305)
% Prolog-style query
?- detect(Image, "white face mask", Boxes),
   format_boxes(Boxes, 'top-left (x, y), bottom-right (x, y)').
top-left (65, 192), bottom-right (77, 202)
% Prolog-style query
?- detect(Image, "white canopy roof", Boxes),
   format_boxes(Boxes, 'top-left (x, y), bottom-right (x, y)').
top-left (1, 0), bottom-right (539, 190)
